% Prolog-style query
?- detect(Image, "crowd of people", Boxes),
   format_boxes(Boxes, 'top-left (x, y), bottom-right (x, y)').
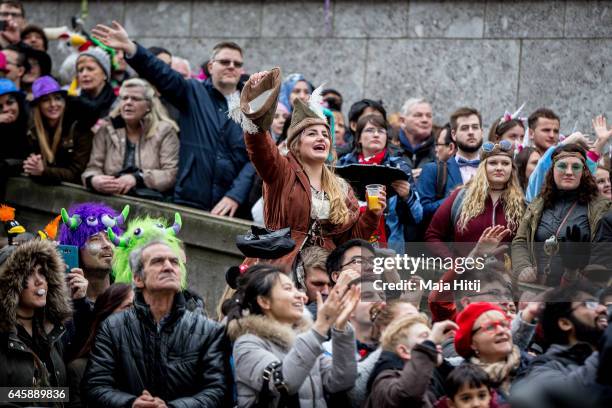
top-left (2, 1), bottom-right (612, 407)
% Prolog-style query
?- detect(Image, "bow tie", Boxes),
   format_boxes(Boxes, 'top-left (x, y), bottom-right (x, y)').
top-left (456, 157), bottom-right (480, 168)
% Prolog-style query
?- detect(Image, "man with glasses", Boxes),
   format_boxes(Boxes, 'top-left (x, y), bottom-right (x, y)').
top-left (418, 107), bottom-right (484, 218)
top-left (511, 282), bottom-right (607, 404)
top-left (91, 22), bottom-right (255, 218)
top-left (0, 1), bottom-right (25, 47)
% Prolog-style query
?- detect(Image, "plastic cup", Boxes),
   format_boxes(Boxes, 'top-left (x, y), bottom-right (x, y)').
top-left (366, 184), bottom-right (383, 210)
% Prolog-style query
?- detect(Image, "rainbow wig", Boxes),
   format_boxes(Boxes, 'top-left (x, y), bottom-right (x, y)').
top-left (57, 202), bottom-right (129, 248)
top-left (109, 213), bottom-right (186, 288)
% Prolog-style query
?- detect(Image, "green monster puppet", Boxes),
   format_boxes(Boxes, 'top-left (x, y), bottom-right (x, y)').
top-left (107, 212), bottom-right (187, 288)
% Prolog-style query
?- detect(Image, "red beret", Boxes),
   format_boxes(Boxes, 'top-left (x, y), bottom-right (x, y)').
top-left (454, 302), bottom-right (505, 359)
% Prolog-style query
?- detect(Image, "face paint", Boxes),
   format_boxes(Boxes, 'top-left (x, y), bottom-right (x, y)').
top-left (85, 241), bottom-right (103, 256)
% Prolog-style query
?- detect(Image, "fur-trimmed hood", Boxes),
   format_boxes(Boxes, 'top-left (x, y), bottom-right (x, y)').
top-left (0, 240), bottom-right (72, 332)
top-left (227, 313), bottom-right (313, 351)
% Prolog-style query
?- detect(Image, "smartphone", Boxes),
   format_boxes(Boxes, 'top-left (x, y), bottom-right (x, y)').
top-left (0, 20), bottom-right (7, 31)
top-left (57, 245), bottom-right (79, 273)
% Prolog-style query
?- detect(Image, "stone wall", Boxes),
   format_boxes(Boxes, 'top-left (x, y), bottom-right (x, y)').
top-left (23, 0), bottom-right (612, 133)
top-left (27, 0), bottom-right (612, 133)
top-left (4, 177), bottom-right (249, 316)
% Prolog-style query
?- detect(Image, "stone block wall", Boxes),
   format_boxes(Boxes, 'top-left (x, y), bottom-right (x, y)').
top-left (24, 0), bottom-right (612, 134)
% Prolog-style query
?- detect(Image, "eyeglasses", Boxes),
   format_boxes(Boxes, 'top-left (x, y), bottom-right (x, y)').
top-left (362, 127), bottom-right (387, 136)
top-left (341, 256), bottom-right (375, 268)
top-left (570, 299), bottom-right (600, 312)
top-left (214, 59), bottom-right (243, 68)
top-left (554, 161), bottom-right (584, 174)
top-left (0, 11), bottom-right (23, 18)
top-left (472, 318), bottom-right (511, 335)
top-left (482, 140), bottom-right (513, 153)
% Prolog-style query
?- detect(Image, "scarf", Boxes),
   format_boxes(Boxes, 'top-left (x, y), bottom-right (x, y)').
top-left (470, 345), bottom-right (521, 395)
top-left (357, 149), bottom-right (387, 245)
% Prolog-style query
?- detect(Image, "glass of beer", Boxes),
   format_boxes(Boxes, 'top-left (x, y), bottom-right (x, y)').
top-left (366, 184), bottom-right (383, 210)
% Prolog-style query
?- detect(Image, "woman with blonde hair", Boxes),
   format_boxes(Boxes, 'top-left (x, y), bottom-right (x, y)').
top-left (82, 77), bottom-right (179, 198)
top-left (232, 69), bottom-right (384, 269)
top-left (23, 76), bottom-right (93, 184)
top-left (426, 139), bottom-right (525, 259)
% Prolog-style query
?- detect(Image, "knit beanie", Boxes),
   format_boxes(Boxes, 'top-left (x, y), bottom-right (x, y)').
top-left (454, 302), bottom-right (505, 359)
top-left (77, 47), bottom-right (111, 82)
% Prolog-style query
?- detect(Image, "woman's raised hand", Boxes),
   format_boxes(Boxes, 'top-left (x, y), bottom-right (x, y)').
top-left (313, 282), bottom-right (360, 335)
top-left (92, 21), bottom-right (137, 56)
top-left (249, 71), bottom-right (269, 87)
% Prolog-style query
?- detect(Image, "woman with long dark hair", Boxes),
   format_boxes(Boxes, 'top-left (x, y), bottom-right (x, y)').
top-left (512, 143), bottom-right (611, 285)
top-left (67, 283), bottom-right (133, 407)
top-left (23, 76), bottom-right (93, 184)
top-left (226, 264), bottom-right (360, 407)
top-left (515, 146), bottom-right (540, 193)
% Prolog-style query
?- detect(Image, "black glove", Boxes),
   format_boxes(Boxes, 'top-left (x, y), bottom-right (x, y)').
top-left (559, 224), bottom-right (591, 271)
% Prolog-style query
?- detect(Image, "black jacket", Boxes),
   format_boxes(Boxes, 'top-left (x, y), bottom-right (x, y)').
top-left (83, 290), bottom-right (230, 408)
top-left (0, 240), bottom-right (73, 401)
top-left (126, 44), bottom-right (255, 210)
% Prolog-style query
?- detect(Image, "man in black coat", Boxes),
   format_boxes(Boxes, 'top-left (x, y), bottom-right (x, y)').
top-left (92, 22), bottom-right (255, 217)
top-left (83, 239), bottom-right (230, 407)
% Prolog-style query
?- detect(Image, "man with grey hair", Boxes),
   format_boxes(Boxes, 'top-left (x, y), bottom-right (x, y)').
top-left (84, 239), bottom-right (230, 407)
top-left (398, 97), bottom-right (436, 179)
top-left (91, 21), bottom-right (255, 218)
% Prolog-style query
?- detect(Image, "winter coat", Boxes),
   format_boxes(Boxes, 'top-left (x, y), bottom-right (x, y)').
top-left (66, 83), bottom-right (117, 132)
top-left (26, 119), bottom-right (93, 184)
top-left (244, 130), bottom-right (380, 268)
top-left (126, 43), bottom-right (255, 210)
top-left (512, 194), bottom-right (611, 280)
top-left (82, 115), bottom-right (179, 193)
top-left (83, 290), bottom-right (229, 408)
top-left (0, 93), bottom-right (30, 178)
top-left (511, 343), bottom-right (599, 407)
top-left (0, 240), bottom-right (73, 394)
top-left (228, 314), bottom-right (357, 408)
top-left (426, 188), bottom-right (515, 259)
top-left (417, 157), bottom-right (463, 218)
top-left (365, 342), bottom-right (446, 408)
top-left (398, 130), bottom-right (437, 170)
top-left (67, 357), bottom-right (87, 408)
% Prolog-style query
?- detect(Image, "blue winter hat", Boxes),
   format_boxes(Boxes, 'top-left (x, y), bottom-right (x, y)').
top-left (279, 73), bottom-right (314, 114)
top-left (0, 78), bottom-right (19, 97)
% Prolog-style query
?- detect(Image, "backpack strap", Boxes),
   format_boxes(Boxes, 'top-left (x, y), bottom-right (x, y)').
top-left (450, 188), bottom-right (466, 227)
top-left (435, 160), bottom-right (448, 200)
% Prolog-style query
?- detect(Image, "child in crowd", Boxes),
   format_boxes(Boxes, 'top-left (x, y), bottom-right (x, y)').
top-left (435, 363), bottom-right (501, 408)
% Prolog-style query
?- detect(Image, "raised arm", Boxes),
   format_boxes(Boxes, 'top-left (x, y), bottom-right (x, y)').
top-left (92, 21), bottom-right (190, 111)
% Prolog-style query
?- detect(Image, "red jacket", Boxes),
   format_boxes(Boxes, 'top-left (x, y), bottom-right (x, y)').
top-left (425, 188), bottom-right (514, 259)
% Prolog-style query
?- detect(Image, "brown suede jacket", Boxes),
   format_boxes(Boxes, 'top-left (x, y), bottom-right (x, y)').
top-left (244, 130), bottom-right (380, 269)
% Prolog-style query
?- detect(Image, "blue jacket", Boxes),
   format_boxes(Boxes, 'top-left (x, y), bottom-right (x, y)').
top-left (126, 44), bottom-right (255, 210)
top-left (417, 157), bottom-right (462, 218)
top-left (337, 150), bottom-right (422, 248)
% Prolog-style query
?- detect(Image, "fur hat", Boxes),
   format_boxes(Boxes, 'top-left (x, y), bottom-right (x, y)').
top-left (0, 239), bottom-right (72, 332)
top-left (57, 202), bottom-right (128, 249)
top-left (77, 47), bottom-right (111, 82)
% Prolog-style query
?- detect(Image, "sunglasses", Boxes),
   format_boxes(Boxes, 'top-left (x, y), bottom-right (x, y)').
top-left (214, 59), bottom-right (243, 68)
top-left (482, 140), bottom-right (513, 153)
top-left (554, 161), bottom-right (584, 174)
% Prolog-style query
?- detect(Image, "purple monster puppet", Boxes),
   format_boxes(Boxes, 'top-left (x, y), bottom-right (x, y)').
top-left (57, 203), bottom-right (129, 248)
